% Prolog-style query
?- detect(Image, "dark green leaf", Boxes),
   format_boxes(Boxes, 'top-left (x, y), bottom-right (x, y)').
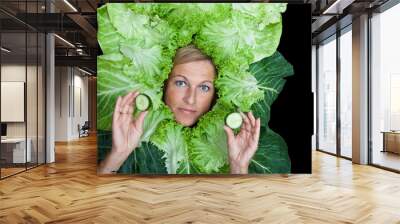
top-left (132, 142), bottom-right (168, 174)
top-left (249, 128), bottom-right (291, 174)
top-left (250, 51), bottom-right (294, 127)
top-left (97, 130), bottom-right (167, 174)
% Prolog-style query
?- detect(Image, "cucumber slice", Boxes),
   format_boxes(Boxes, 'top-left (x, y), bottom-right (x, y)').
top-left (135, 94), bottom-right (150, 111)
top-left (225, 112), bottom-right (243, 129)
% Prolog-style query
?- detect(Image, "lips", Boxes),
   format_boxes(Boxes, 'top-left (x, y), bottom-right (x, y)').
top-left (178, 107), bottom-right (197, 114)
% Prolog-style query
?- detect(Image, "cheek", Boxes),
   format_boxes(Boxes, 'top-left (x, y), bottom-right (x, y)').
top-left (197, 91), bottom-right (214, 112)
top-left (165, 86), bottom-right (183, 108)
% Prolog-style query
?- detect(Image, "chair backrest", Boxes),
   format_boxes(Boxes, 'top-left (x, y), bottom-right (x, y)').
top-left (82, 121), bottom-right (90, 129)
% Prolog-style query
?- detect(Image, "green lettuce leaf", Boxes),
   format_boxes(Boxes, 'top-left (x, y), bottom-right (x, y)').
top-left (150, 122), bottom-right (190, 174)
top-left (190, 121), bottom-right (229, 173)
top-left (140, 105), bottom-right (173, 143)
top-left (232, 3), bottom-right (286, 29)
top-left (97, 5), bottom-right (123, 54)
top-left (159, 3), bottom-right (231, 47)
top-left (187, 102), bottom-right (232, 173)
top-left (120, 41), bottom-right (164, 77)
top-left (126, 3), bottom-right (158, 16)
top-left (107, 3), bottom-right (150, 40)
top-left (97, 56), bottom-right (143, 130)
top-left (252, 22), bottom-right (283, 63)
top-left (215, 67), bottom-right (265, 111)
top-left (195, 3), bottom-right (285, 65)
top-left (195, 18), bottom-right (254, 66)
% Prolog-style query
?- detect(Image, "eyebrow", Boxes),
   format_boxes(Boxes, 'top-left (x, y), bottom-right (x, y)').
top-left (172, 74), bottom-right (214, 85)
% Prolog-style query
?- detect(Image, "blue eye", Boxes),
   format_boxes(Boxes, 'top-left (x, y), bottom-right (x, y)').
top-left (200, 85), bottom-right (210, 92)
top-left (175, 80), bottom-right (187, 88)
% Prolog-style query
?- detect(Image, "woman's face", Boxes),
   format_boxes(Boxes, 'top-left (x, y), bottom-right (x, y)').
top-left (165, 60), bottom-right (216, 127)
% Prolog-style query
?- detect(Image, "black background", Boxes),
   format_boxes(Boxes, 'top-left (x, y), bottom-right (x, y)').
top-left (271, 4), bottom-right (312, 173)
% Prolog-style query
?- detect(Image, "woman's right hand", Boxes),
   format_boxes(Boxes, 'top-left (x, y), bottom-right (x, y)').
top-left (98, 91), bottom-right (148, 174)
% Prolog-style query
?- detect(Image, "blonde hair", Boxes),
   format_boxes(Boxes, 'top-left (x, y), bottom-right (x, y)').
top-left (173, 44), bottom-right (216, 71)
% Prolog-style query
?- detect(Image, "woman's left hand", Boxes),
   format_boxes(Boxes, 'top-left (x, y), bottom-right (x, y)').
top-left (224, 111), bottom-right (261, 174)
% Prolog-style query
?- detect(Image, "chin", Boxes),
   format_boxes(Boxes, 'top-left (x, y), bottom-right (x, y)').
top-left (176, 117), bottom-right (196, 127)
top-left (178, 120), bottom-right (195, 127)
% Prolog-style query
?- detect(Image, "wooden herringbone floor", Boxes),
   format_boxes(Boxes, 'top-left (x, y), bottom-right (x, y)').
top-left (1, 135), bottom-right (400, 224)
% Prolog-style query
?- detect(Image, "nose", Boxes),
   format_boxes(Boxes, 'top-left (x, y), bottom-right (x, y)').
top-left (183, 86), bottom-right (196, 105)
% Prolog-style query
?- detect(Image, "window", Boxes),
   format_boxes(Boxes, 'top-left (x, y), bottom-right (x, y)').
top-left (0, 1), bottom-right (47, 179)
top-left (370, 3), bottom-right (400, 171)
top-left (339, 28), bottom-right (352, 158)
top-left (317, 36), bottom-right (337, 154)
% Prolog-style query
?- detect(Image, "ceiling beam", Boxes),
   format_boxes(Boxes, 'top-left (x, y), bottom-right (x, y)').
top-left (55, 55), bottom-right (96, 72)
top-left (66, 13), bottom-right (97, 46)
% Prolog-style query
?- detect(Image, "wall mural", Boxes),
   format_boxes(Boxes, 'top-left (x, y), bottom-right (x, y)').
top-left (97, 3), bottom-right (296, 175)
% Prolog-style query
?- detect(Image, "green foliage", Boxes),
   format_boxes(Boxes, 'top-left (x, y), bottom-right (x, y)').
top-left (97, 3), bottom-right (293, 174)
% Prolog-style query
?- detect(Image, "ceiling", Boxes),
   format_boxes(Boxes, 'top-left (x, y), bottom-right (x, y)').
top-left (0, 0), bottom-right (99, 74)
top-left (310, 0), bottom-right (390, 43)
top-left (0, 0), bottom-right (394, 74)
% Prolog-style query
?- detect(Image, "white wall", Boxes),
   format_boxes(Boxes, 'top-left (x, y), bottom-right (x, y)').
top-left (55, 67), bottom-right (89, 141)
top-left (55, 66), bottom-right (69, 141)
top-left (312, 45), bottom-right (316, 150)
top-left (70, 71), bottom-right (89, 139)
